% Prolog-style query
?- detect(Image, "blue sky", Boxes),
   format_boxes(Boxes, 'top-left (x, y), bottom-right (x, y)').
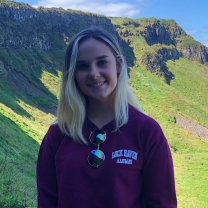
top-left (16, 0), bottom-right (208, 47)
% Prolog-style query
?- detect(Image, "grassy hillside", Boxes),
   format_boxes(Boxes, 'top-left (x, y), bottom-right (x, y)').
top-left (1, 58), bottom-right (207, 207)
top-left (110, 17), bottom-right (208, 84)
top-left (0, 1), bottom-right (208, 207)
top-left (130, 58), bottom-right (208, 207)
top-left (0, 74), bottom-right (57, 206)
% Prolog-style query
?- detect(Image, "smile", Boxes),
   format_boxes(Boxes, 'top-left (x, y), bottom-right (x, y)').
top-left (89, 81), bottom-right (106, 87)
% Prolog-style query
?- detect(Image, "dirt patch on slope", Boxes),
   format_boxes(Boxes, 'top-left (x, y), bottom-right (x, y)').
top-left (168, 113), bottom-right (208, 142)
top-left (7, 69), bottom-right (48, 98)
top-left (38, 106), bottom-right (57, 116)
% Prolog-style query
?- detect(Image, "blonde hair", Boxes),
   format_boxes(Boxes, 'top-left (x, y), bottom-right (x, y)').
top-left (56, 26), bottom-right (143, 145)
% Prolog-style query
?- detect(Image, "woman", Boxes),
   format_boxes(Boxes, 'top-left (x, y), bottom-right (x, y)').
top-left (36, 26), bottom-right (177, 208)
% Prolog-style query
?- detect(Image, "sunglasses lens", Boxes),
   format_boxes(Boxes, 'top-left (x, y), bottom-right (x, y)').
top-left (88, 150), bottom-right (105, 167)
top-left (90, 130), bottom-right (106, 145)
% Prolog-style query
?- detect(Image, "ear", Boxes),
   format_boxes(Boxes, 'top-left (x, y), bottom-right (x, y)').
top-left (116, 56), bottom-right (123, 74)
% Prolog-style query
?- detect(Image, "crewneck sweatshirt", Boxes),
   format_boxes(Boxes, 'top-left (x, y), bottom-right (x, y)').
top-left (36, 105), bottom-right (177, 208)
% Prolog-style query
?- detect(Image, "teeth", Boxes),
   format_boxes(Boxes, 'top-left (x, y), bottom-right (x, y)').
top-left (91, 82), bottom-right (104, 87)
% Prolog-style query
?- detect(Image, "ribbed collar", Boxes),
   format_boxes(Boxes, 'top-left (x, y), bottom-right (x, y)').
top-left (85, 116), bottom-right (115, 131)
top-left (82, 105), bottom-right (135, 135)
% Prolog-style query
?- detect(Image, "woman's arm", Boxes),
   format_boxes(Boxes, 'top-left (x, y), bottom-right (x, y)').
top-left (36, 129), bottom-right (58, 208)
top-left (142, 135), bottom-right (177, 208)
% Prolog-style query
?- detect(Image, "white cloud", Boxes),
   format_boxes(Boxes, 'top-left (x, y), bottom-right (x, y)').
top-left (185, 29), bottom-right (204, 39)
top-left (201, 40), bottom-right (208, 47)
top-left (185, 29), bottom-right (198, 35)
top-left (34, 0), bottom-right (141, 17)
top-left (202, 25), bottom-right (208, 29)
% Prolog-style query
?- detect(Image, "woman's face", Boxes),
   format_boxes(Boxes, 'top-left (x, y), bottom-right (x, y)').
top-left (75, 38), bottom-right (120, 103)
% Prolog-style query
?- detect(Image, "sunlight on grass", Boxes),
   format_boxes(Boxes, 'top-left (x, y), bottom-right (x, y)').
top-left (40, 69), bottom-right (61, 99)
top-left (0, 102), bottom-right (54, 144)
top-left (129, 61), bottom-right (208, 207)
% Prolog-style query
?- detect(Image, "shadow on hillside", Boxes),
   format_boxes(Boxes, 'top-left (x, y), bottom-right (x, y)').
top-left (0, 78), bottom-right (31, 118)
top-left (0, 77), bottom-right (57, 118)
top-left (10, 68), bottom-right (58, 114)
top-left (0, 48), bottom-right (59, 117)
top-left (0, 21), bottom-right (137, 118)
top-left (0, 113), bottom-right (40, 206)
top-left (0, 113), bottom-right (41, 171)
top-left (160, 63), bottom-right (175, 85)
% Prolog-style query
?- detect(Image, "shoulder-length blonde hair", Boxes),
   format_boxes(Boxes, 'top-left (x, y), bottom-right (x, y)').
top-left (56, 26), bottom-right (143, 145)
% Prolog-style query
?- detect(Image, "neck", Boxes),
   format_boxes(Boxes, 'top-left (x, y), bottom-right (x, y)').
top-left (87, 99), bottom-right (115, 128)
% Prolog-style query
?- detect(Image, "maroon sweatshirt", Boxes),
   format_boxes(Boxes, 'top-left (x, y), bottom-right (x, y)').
top-left (36, 105), bottom-right (177, 208)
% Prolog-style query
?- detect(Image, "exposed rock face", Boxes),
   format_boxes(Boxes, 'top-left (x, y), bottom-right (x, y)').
top-left (0, 4), bottom-right (50, 50)
top-left (140, 23), bottom-right (208, 65)
top-left (139, 52), bottom-right (174, 84)
top-left (140, 53), bottom-right (164, 71)
top-left (140, 23), bottom-right (177, 45)
top-left (0, 3), bottom-right (135, 64)
top-left (110, 17), bottom-right (208, 84)
top-left (0, 3), bottom-right (38, 21)
top-left (0, 1), bottom-right (207, 90)
top-left (0, 1), bottom-right (136, 107)
top-left (181, 45), bottom-right (208, 64)
top-left (0, 6), bottom-right (113, 50)
top-left (156, 47), bottom-right (180, 61)
top-left (1, 35), bottom-right (51, 51)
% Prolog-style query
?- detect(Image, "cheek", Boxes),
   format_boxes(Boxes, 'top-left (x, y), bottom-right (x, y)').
top-left (75, 72), bottom-right (83, 85)
top-left (109, 71), bottom-right (118, 83)
top-left (74, 77), bottom-right (82, 93)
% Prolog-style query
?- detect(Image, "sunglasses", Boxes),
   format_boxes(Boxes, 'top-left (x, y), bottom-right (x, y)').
top-left (87, 129), bottom-right (107, 168)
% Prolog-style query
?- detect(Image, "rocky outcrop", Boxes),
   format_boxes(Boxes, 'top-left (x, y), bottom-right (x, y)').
top-left (139, 52), bottom-right (174, 84)
top-left (156, 47), bottom-right (180, 61)
top-left (110, 17), bottom-right (208, 83)
top-left (0, 1), bottom-right (207, 88)
top-left (180, 45), bottom-right (208, 64)
top-left (0, 2), bottom-right (38, 21)
top-left (0, 3), bottom-right (134, 62)
top-left (1, 34), bottom-right (51, 51)
top-left (0, 0), bottom-right (136, 105)
top-left (139, 23), bottom-right (181, 45)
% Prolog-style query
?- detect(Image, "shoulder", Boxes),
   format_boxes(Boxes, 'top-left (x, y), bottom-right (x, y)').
top-left (128, 105), bottom-right (163, 131)
top-left (128, 105), bottom-right (165, 140)
top-left (42, 124), bottom-right (65, 151)
top-left (47, 123), bottom-right (63, 135)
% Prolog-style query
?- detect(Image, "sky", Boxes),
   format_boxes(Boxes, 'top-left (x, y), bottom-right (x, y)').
top-left (16, 0), bottom-right (208, 47)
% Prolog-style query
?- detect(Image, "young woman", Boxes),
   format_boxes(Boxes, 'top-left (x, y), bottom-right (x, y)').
top-left (36, 26), bottom-right (177, 208)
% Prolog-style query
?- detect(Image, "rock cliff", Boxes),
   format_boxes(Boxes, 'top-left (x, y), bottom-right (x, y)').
top-left (110, 17), bottom-right (208, 83)
top-left (0, 0), bottom-right (207, 97)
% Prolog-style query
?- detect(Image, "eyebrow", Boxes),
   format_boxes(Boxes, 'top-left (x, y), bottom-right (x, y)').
top-left (76, 55), bottom-right (109, 63)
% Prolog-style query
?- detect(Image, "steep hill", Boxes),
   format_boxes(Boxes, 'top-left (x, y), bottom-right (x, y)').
top-left (0, 0), bottom-right (208, 207)
top-left (110, 17), bottom-right (208, 84)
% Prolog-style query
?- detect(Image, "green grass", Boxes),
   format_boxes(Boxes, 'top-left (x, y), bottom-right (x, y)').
top-left (2, 55), bottom-right (206, 207)
top-left (167, 58), bottom-right (208, 126)
top-left (40, 70), bottom-right (61, 98)
top-left (129, 58), bottom-right (208, 207)
top-left (0, 3), bottom-right (207, 206)
top-left (179, 38), bottom-right (201, 48)
top-left (0, 67), bottom-right (58, 206)
top-left (0, 87), bottom-right (56, 206)
top-left (1, 41), bottom-right (208, 208)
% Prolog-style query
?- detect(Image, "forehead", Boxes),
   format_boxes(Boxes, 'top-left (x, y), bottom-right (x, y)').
top-left (77, 38), bottom-right (115, 60)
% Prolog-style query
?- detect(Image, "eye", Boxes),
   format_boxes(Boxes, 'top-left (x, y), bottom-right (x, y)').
top-left (98, 60), bottom-right (107, 66)
top-left (76, 64), bottom-right (89, 70)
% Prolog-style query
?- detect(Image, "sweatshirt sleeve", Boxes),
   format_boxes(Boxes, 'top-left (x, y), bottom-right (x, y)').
top-left (141, 122), bottom-right (177, 208)
top-left (36, 128), bottom-right (58, 208)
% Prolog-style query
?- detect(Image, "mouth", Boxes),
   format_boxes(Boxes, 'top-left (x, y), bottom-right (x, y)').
top-left (88, 81), bottom-right (106, 87)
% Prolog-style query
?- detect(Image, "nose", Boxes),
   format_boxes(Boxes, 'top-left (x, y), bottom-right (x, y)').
top-left (89, 64), bottom-right (100, 79)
